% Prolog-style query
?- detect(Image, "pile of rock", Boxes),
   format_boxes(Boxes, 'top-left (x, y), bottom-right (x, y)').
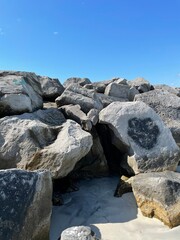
top-left (0, 71), bottom-right (180, 239)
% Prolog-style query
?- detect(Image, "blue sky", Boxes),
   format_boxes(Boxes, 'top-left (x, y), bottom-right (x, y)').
top-left (0, 0), bottom-right (180, 86)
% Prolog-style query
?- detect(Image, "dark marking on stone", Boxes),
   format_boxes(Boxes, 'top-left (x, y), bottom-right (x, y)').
top-left (0, 170), bottom-right (38, 239)
top-left (128, 117), bottom-right (160, 150)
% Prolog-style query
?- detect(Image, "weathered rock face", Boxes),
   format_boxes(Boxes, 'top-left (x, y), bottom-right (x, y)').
top-left (154, 84), bottom-right (180, 97)
top-left (0, 169), bottom-right (52, 240)
top-left (60, 104), bottom-right (92, 131)
top-left (104, 82), bottom-right (138, 101)
top-left (97, 93), bottom-right (128, 108)
top-left (55, 85), bottom-right (103, 113)
top-left (63, 77), bottom-right (91, 88)
top-left (134, 90), bottom-right (180, 147)
top-left (128, 77), bottom-right (152, 93)
top-left (0, 71), bottom-right (43, 117)
top-left (87, 108), bottom-right (99, 126)
top-left (20, 120), bottom-right (93, 179)
top-left (132, 171), bottom-right (180, 228)
top-left (38, 76), bottom-right (64, 100)
top-left (0, 108), bottom-right (66, 169)
top-left (99, 101), bottom-right (180, 174)
top-left (61, 226), bottom-right (97, 240)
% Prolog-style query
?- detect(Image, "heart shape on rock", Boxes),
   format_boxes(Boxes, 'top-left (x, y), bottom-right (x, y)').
top-left (128, 117), bottom-right (160, 150)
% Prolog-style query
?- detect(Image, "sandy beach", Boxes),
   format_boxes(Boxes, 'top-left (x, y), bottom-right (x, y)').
top-left (50, 167), bottom-right (180, 240)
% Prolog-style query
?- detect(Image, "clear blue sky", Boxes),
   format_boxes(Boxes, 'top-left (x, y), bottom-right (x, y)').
top-left (0, 0), bottom-right (180, 86)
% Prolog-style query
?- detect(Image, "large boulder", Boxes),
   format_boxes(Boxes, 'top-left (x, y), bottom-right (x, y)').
top-left (0, 108), bottom-right (66, 169)
top-left (0, 169), bottom-right (52, 240)
top-left (134, 90), bottom-right (180, 147)
top-left (132, 171), bottom-right (180, 228)
top-left (63, 77), bottom-right (91, 88)
top-left (99, 101), bottom-right (180, 174)
top-left (0, 71), bottom-right (43, 117)
top-left (128, 77), bottom-right (152, 93)
top-left (104, 82), bottom-right (139, 101)
top-left (60, 104), bottom-right (92, 131)
top-left (38, 76), bottom-right (64, 101)
top-left (55, 85), bottom-right (103, 113)
top-left (97, 93), bottom-right (128, 108)
top-left (20, 120), bottom-right (93, 179)
top-left (154, 84), bottom-right (180, 97)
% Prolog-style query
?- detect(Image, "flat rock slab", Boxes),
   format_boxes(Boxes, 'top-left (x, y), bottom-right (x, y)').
top-left (0, 169), bottom-right (52, 240)
top-left (99, 101), bottom-right (180, 174)
top-left (132, 171), bottom-right (180, 228)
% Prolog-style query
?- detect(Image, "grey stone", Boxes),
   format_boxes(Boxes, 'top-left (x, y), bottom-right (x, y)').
top-left (97, 93), bottom-right (128, 107)
top-left (55, 86), bottom-right (103, 114)
top-left (128, 77), bottom-right (152, 93)
top-left (99, 101), bottom-right (180, 174)
top-left (154, 84), bottom-right (180, 97)
top-left (87, 109), bottom-right (99, 126)
top-left (0, 108), bottom-right (66, 169)
top-left (60, 104), bottom-right (92, 131)
top-left (20, 120), bottom-right (93, 179)
top-left (132, 171), bottom-right (180, 228)
top-left (38, 76), bottom-right (64, 100)
top-left (63, 77), bottom-right (91, 88)
top-left (0, 72), bottom-right (43, 117)
top-left (134, 90), bottom-right (180, 147)
top-left (0, 169), bottom-right (52, 240)
top-left (61, 226), bottom-right (97, 240)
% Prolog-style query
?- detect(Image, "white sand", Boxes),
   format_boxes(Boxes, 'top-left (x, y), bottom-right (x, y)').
top-left (50, 168), bottom-right (180, 240)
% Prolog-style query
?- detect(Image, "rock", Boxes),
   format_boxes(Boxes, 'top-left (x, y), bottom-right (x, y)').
top-left (20, 120), bottom-right (93, 179)
top-left (132, 171), bottom-right (180, 228)
top-left (0, 71), bottom-right (43, 117)
top-left (99, 101), bottom-right (180, 174)
top-left (38, 76), bottom-right (64, 101)
top-left (114, 78), bottom-right (128, 85)
top-left (60, 104), bottom-right (92, 131)
top-left (0, 108), bottom-right (66, 169)
top-left (87, 109), bottom-right (99, 126)
top-left (128, 77), bottom-right (152, 93)
top-left (61, 226), bottom-right (97, 240)
top-left (97, 93), bottom-right (128, 107)
top-left (154, 84), bottom-right (180, 97)
top-left (55, 85), bottom-right (103, 114)
top-left (63, 77), bottom-right (91, 88)
top-left (0, 169), bottom-right (52, 240)
top-left (104, 82), bottom-right (138, 101)
top-left (134, 90), bottom-right (180, 147)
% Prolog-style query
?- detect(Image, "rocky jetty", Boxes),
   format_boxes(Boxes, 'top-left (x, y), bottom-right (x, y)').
top-left (0, 71), bottom-right (180, 239)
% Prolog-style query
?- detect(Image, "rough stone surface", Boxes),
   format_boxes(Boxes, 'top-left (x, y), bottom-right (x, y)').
top-left (114, 175), bottom-right (133, 197)
top-left (63, 77), bottom-right (91, 88)
top-left (0, 169), bottom-right (52, 240)
top-left (134, 90), bottom-right (180, 147)
top-left (128, 77), bottom-right (152, 93)
top-left (0, 108), bottom-right (66, 169)
top-left (154, 84), bottom-right (180, 97)
top-left (87, 109), bottom-right (99, 126)
top-left (60, 104), bottom-right (92, 131)
top-left (104, 82), bottom-right (138, 101)
top-left (38, 76), bottom-right (64, 100)
top-left (61, 226), bottom-right (96, 240)
top-left (132, 171), bottom-right (180, 228)
top-left (55, 86), bottom-right (103, 113)
top-left (0, 72), bottom-right (43, 117)
top-left (97, 93), bottom-right (128, 107)
top-left (99, 101), bottom-right (180, 174)
top-left (21, 120), bottom-right (93, 179)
